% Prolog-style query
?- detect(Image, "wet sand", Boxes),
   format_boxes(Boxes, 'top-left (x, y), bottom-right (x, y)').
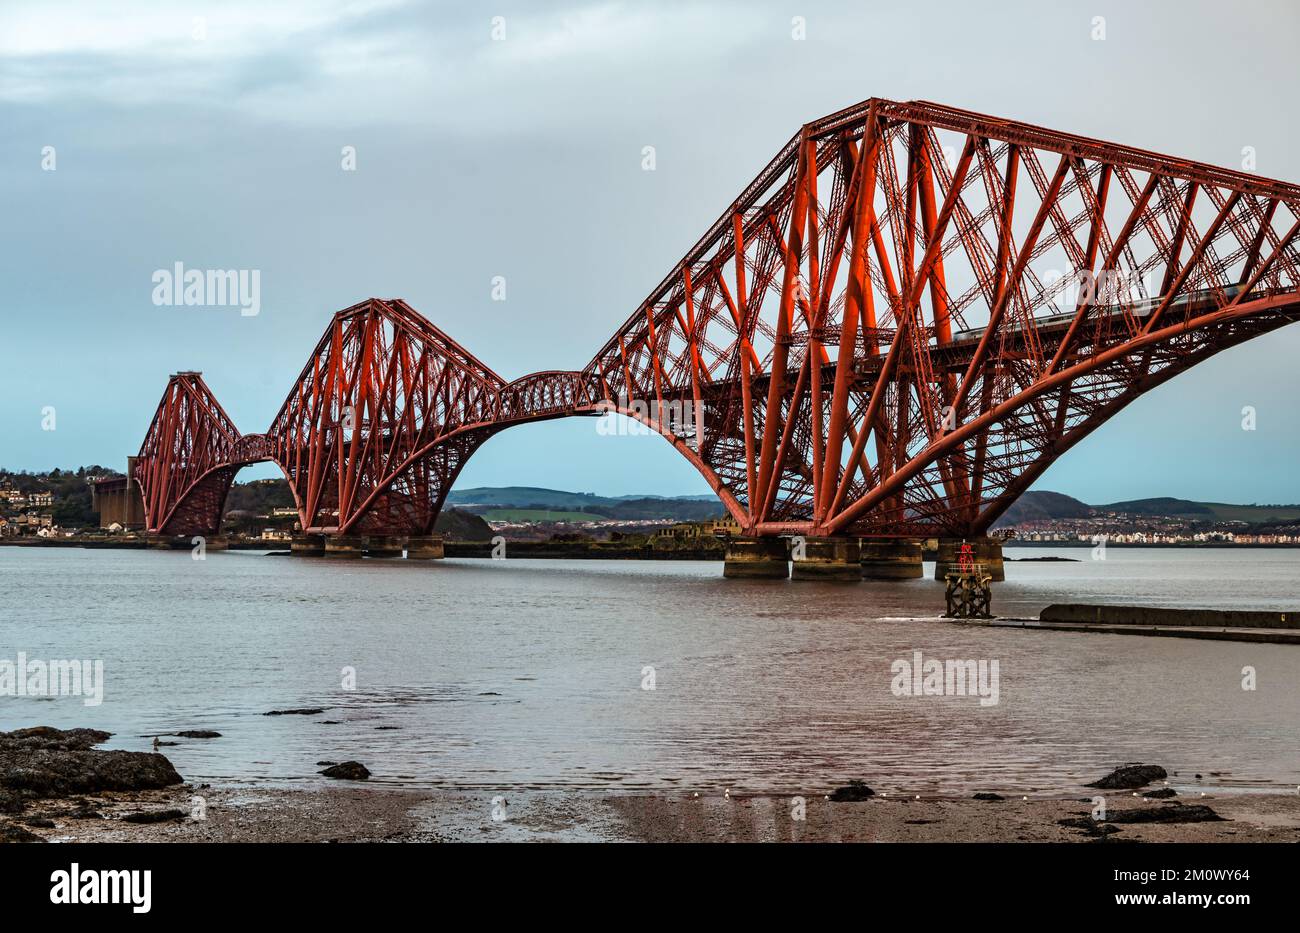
top-left (15, 784), bottom-right (1300, 843)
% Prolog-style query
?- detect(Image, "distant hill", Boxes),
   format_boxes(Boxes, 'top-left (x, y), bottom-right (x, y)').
top-left (1196, 502), bottom-right (1300, 523)
top-left (217, 480), bottom-right (721, 526)
top-left (1096, 496), bottom-right (1213, 517)
top-left (993, 491), bottom-right (1300, 527)
top-left (995, 491), bottom-right (1093, 525)
top-left (444, 486), bottom-right (724, 521)
top-left (174, 474), bottom-right (1300, 530)
top-left (611, 493), bottom-right (719, 502)
top-left (444, 486), bottom-right (608, 509)
top-left (1099, 499), bottom-right (1300, 523)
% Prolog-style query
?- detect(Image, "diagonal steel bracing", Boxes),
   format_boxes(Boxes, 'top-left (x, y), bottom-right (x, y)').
top-left (133, 99), bottom-right (1300, 540)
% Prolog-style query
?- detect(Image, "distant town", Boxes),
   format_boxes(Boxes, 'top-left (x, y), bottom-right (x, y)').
top-left (3, 467), bottom-right (1300, 547)
top-left (990, 490), bottom-right (1300, 546)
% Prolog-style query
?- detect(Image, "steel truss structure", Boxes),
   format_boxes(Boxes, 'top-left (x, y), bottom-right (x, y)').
top-left (133, 99), bottom-right (1300, 539)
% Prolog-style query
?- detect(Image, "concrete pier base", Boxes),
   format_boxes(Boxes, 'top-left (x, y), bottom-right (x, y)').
top-left (324, 535), bottom-right (364, 559)
top-left (791, 537), bottom-right (862, 581)
top-left (204, 535), bottom-right (229, 551)
top-left (290, 533), bottom-right (326, 556)
top-left (365, 535), bottom-right (406, 558)
top-left (933, 538), bottom-right (1004, 581)
top-left (405, 535), bottom-right (445, 560)
top-left (723, 536), bottom-right (790, 579)
top-left (860, 540), bottom-right (924, 580)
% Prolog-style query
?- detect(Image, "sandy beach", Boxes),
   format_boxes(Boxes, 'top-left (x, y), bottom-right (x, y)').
top-left (11, 782), bottom-right (1300, 844)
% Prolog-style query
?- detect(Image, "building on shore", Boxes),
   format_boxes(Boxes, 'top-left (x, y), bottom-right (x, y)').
top-left (654, 517), bottom-right (741, 541)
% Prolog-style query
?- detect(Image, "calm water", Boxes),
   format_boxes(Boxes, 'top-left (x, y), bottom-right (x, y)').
top-left (2, 546), bottom-right (1298, 796)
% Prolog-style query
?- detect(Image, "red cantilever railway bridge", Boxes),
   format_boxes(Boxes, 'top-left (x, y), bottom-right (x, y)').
top-left (131, 98), bottom-right (1300, 552)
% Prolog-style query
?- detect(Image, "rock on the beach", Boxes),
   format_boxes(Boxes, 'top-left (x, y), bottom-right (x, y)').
top-left (120, 809), bottom-right (187, 824)
top-left (319, 761), bottom-right (370, 780)
top-left (972, 792), bottom-right (1005, 801)
top-left (1, 726), bottom-right (112, 752)
top-left (1086, 764), bottom-right (1167, 789)
top-left (1143, 788), bottom-right (1177, 799)
top-left (0, 821), bottom-right (46, 843)
top-left (828, 780), bottom-right (874, 801)
top-left (0, 727), bottom-right (183, 808)
top-left (1105, 804), bottom-right (1223, 824)
top-left (175, 731), bottom-right (222, 739)
top-left (1058, 816), bottom-right (1123, 837)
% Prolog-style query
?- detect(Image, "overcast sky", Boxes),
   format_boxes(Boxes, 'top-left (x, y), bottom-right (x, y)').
top-left (3, 0), bottom-right (1299, 503)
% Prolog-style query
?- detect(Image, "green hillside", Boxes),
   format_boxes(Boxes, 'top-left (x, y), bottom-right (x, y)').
top-left (479, 509), bottom-right (604, 523)
top-left (1200, 502), bottom-right (1300, 523)
top-left (994, 490), bottom-right (1300, 527)
top-left (445, 487), bottom-right (615, 509)
top-left (445, 486), bottom-right (724, 521)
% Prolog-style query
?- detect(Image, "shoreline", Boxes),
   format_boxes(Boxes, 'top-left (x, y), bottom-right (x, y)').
top-left (15, 783), bottom-right (1300, 843)
top-left (7, 537), bottom-right (1300, 555)
top-left (5, 729), bottom-right (1298, 844)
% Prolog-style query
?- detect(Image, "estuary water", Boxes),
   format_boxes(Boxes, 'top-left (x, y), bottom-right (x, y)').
top-left (2, 546), bottom-right (1298, 796)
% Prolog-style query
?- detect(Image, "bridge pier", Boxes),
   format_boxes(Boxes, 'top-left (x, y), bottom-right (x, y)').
top-left (933, 538), bottom-right (1004, 582)
top-left (146, 534), bottom-right (197, 549)
top-left (204, 535), bottom-right (229, 551)
top-left (290, 533), bottom-right (326, 556)
top-left (723, 536), bottom-right (790, 579)
top-left (860, 541), bottom-right (924, 580)
top-left (405, 535), bottom-right (445, 560)
top-left (791, 537), bottom-right (862, 581)
top-left (324, 535), bottom-right (365, 559)
top-left (365, 535), bottom-right (406, 558)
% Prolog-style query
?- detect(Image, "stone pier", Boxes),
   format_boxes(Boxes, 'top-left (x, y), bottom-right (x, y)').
top-left (290, 533), bottom-right (326, 556)
top-left (323, 535), bottom-right (364, 559)
top-left (933, 537), bottom-right (1004, 581)
top-left (722, 536), bottom-right (790, 579)
top-left (791, 537), bottom-right (862, 581)
top-left (405, 535), bottom-right (445, 560)
top-left (860, 540), bottom-right (924, 580)
top-left (365, 535), bottom-right (406, 558)
top-left (203, 535), bottom-right (229, 551)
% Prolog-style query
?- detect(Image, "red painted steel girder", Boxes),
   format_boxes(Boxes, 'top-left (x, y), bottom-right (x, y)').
top-left (132, 98), bottom-right (1300, 540)
top-left (264, 298), bottom-right (565, 535)
top-left (581, 97), bottom-right (1300, 537)
top-left (134, 372), bottom-right (246, 536)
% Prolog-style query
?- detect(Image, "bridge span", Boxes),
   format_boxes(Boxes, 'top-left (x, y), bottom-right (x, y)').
top-left (109, 98), bottom-right (1300, 579)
